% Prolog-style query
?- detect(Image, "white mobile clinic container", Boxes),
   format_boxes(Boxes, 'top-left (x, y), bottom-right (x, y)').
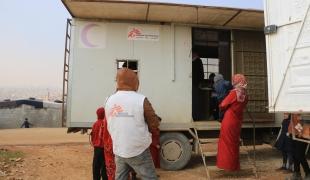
top-left (264, 0), bottom-right (310, 112)
top-left (61, 0), bottom-right (281, 170)
top-left (264, 0), bottom-right (310, 145)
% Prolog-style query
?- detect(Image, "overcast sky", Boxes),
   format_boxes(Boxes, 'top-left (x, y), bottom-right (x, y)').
top-left (0, 0), bottom-right (263, 88)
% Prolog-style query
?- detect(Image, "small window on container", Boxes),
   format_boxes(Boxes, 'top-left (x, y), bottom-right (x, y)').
top-left (116, 60), bottom-right (138, 74)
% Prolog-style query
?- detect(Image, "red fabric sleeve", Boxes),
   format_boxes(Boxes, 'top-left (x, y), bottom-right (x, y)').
top-left (151, 128), bottom-right (160, 147)
top-left (91, 120), bottom-right (104, 148)
top-left (91, 122), bottom-right (98, 146)
top-left (219, 90), bottom-right (237, 111)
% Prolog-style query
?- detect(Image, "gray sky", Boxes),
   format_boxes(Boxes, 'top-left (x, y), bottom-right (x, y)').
top-left (0, 0), bottom-right (263, 88)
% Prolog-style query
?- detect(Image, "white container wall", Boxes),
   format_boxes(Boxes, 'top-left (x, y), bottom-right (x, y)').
top-left (67, 19), bottom-right (192, 127)
top-left (264, 0), bottom-right (310, 112)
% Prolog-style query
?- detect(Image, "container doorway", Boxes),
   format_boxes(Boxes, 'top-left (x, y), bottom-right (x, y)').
top-left (192, 28), bottom-right (231, 121)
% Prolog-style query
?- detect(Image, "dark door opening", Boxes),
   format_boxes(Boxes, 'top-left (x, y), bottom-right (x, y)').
top-left (192, 28), bottom-right (231, 121)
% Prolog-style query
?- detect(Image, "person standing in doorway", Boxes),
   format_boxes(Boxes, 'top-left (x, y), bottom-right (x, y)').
top-left (105, 68), bottom-right (160, 180)
top-left (216, 74), bottom-right (248, 171)
top-left (20, 118), bottom-right (33, 128)
top-left (192, 47), bottom-right (204, 120)
top-left (213, 74), bottom-right (233, 122)
top-left (208, 73), bottom-right (219, 120)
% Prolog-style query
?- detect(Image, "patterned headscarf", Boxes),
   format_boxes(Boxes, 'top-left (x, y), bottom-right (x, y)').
top-left (232, 74), bottom-right (247, 102)
top-left (116, 68), bottom-right (139, 91)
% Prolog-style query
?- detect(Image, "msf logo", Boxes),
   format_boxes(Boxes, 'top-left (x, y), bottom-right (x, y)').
top-left (128, 28), bottom-right (142, 39)
top-left (108, 104), bottom-right (123, 118)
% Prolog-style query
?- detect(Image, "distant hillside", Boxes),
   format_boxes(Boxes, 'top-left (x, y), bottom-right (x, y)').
top-left (0, 86), bottom-right (62, 101)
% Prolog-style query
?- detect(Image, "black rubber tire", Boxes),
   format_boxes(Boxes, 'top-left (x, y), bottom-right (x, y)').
top-left (160, 132), bottom-right (192, 170)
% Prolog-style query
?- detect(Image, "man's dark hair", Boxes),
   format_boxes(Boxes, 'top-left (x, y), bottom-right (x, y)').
top-left (209, 73), bottom-right (216, 79)
top-left (192, 46), bottom-right (199, 56)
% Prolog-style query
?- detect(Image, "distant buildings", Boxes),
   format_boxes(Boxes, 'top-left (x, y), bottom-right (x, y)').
top-left (0, 86), bottom-right (62, 101)
top-left (0, 98), bottom-right (62, 129)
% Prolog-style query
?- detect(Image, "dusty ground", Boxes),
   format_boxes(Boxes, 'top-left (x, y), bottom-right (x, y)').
top-left (0, 128), bottom-right (296, 180)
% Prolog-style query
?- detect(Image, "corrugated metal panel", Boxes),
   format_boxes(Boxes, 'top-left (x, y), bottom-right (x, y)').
top-left (65, 1), bottom-right (148, 20)
top-left (227, 11), bottom-right (264, 29)
top-left (233, 30), bottom-right (273, 122)
top-left (62, 0), bottom-right (264, 29)
top-left (148, 4), bottom-right (196, 23)
top-left (197, 8), bottom-right (238, 25)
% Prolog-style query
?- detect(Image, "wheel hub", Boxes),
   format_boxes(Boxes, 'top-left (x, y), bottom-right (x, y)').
top-left (161, 140), bottom-right (183, 162)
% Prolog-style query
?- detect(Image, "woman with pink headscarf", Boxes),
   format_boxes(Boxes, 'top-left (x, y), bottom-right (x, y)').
top-left (216, 74), bottom-right (248, 171)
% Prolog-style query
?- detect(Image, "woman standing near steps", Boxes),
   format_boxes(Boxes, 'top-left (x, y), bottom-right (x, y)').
top-left (216, 74), bottom-right (248, 171)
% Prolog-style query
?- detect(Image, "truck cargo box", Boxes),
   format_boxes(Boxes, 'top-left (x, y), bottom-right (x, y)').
top-left (264, 0), bottom-right (310, 112)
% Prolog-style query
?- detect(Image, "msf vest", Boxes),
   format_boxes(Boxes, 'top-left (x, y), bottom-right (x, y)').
top-left (105, 91), bottom-right (152, 158)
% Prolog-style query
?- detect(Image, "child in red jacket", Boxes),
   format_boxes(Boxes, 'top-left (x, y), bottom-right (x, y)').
top-left (91, 107), bottom-right (108, 180)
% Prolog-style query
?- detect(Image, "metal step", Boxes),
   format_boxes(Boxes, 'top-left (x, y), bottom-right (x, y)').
top-left (206, 165), bottom-right (218, 171)
top-left (206, 165), bottom-right (254, 172)
top-left (199, 138), bottom-right (244, 144)
top-left (199, 138), bottom-right (219, 144)
top-left (203, 151), bottom-right (217, 157)
top-left (202, 150), bottom-right (248, 157)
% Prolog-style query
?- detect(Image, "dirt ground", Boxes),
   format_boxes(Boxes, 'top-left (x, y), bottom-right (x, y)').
top-left (0, 128), bottom-right (297, 180)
